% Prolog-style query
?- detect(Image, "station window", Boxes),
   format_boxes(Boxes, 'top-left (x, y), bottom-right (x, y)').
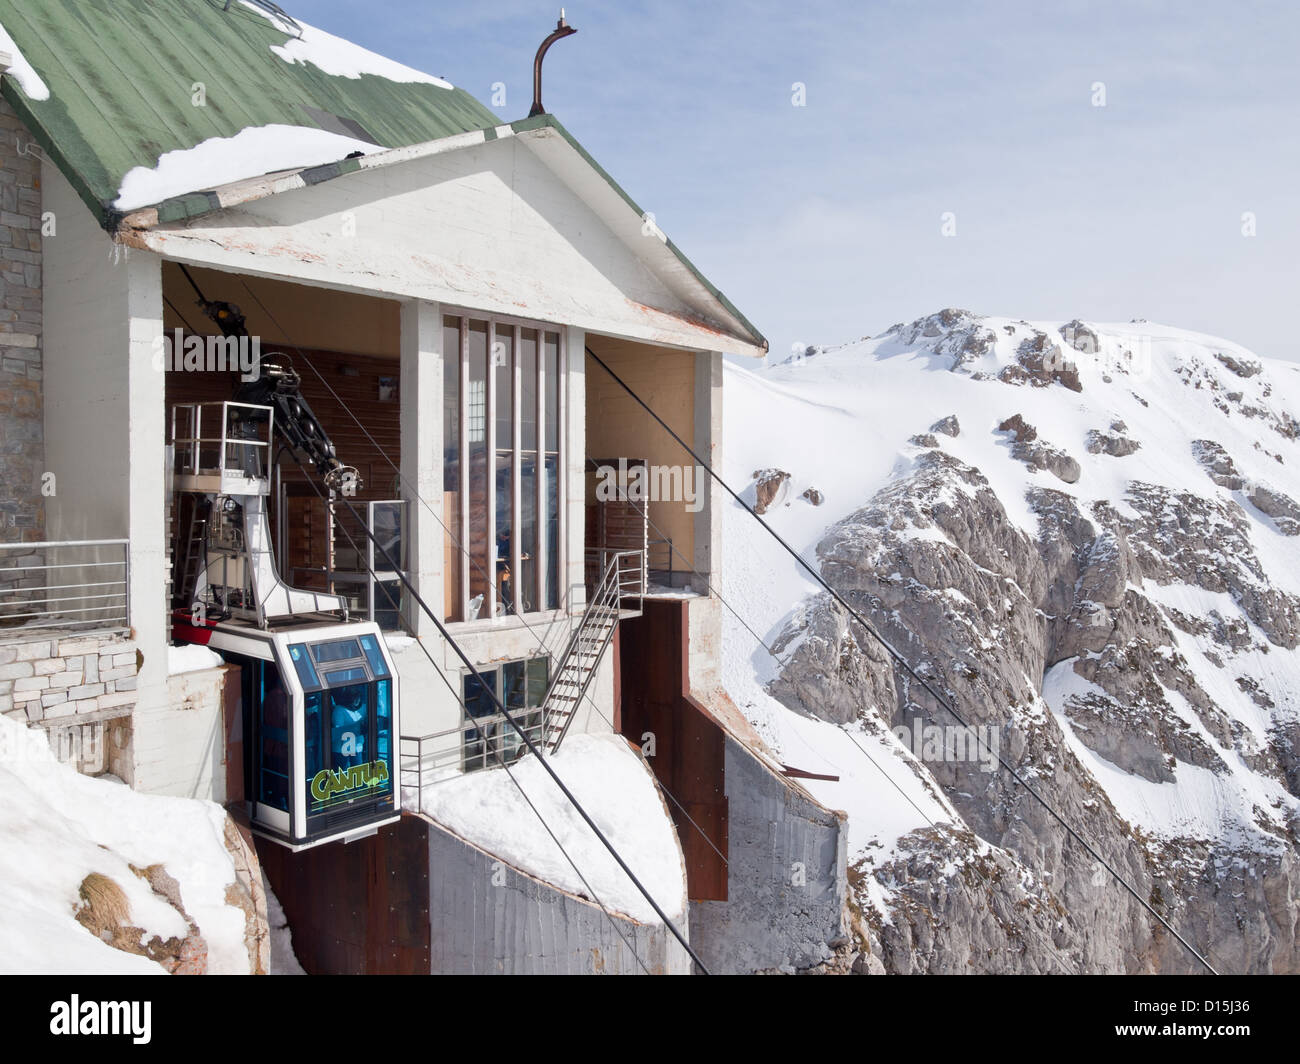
top-left (462, 657), bottom-right (549, 772)
top-left (442, 313), bottom-right (564, 623)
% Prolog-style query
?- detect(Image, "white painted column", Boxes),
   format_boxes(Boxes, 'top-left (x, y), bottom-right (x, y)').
top-left (400, 299), bottom-right (443, 636)
top-left (693, 350), bottom-right (724, 586)
top-left (41, 164), bottom-right (170, 790)
top-left (124, 253), bottom-right (167, 782)
top-left (564, 325), bottom-right (586, 612)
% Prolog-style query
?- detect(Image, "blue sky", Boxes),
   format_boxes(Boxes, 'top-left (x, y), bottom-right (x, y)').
top-left (288, 0), bottom-right (1299, 362)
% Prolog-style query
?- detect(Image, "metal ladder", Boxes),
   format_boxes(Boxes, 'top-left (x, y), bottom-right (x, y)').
top-left (540, 549), bottom-right (645, 754)
top-left (170, 494), bottom-right (211, 611)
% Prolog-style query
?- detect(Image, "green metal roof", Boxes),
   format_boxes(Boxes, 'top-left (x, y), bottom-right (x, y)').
top-left (0, 0), bottom-right (500, 228)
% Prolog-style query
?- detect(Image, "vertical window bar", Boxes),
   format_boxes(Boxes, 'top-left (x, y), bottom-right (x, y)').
top-left (511, 325), bottom-right (523, 615)
top-left (535, 334), bottom-right (547, 614)
top-left (557, 332), bottom-right (567, 610)
top-left (486, 321), bottom-right (497, 620)
top-left (458, 317), bottom-right (470, 623)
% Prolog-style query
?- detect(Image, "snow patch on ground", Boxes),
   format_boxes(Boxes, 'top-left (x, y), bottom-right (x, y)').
top-left (0, 716), bottom-right (248, 974)
top-left (1042, 661), bottom-right (1293, 848)
top-left (114, 125), bottom-right (384, 211)
top-left (0, 21), bottom-right (50, 101)
top-left (417, 734), bottom-right (685, 924)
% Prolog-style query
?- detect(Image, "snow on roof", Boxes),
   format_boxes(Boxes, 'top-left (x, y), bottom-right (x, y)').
top-left (0, 19), bottom-right (49, 100)
top-left (114, 124), bottom-right (384, 211)
top-left (0, 715), bottom-right (249, 974)
top-left (241, 1), bottom-right (453, 89)
top-left (418, 734), bottom-right (686, 924)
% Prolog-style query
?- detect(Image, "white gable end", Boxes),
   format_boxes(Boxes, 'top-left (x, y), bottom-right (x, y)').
top-left (125, 131), bottom-right (762, 356)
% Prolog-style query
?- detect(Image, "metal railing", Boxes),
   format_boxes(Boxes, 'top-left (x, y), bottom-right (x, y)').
top-left (583, 546), bottom-right (647, 606)
top-left (171, 401), bottom-right (274, 488)
top-left (0, 539), bottom-right (129, 634)
top-left (328, 498), bottom-right (407, 629)
top-left (540, 549), bottom-right (643, 754)
top-left (399, 708), bottom-right (547, 810)
top-left (399, 549), bottom-right (646, 808)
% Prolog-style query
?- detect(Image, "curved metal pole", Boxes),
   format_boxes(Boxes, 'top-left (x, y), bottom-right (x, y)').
top-left (530, 14), bottom-right (578, 117)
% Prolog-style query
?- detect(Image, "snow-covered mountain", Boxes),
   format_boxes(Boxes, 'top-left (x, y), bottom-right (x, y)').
top-left (722, 310), bottom-right (1300, 974)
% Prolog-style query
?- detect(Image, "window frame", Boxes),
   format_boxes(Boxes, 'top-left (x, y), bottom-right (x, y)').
top-left (460, 656), bottom-right (551, 773)
top-left (443, 307), bottom-right (566, 624)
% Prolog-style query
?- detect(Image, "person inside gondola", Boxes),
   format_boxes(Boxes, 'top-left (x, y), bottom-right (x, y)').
top-left (330, 684), bottom-right (367, 769)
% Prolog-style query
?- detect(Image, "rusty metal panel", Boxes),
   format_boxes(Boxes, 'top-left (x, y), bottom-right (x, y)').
top-left (617, 599), bottom-right (728, 901)
top-left (257, 814), bottom-right (430, 974)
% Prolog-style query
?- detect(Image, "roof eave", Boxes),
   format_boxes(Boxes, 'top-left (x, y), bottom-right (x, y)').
top-left (111, 113), bottom-right (766, 357)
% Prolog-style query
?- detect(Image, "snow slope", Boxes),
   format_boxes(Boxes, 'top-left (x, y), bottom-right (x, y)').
top-left (417, 733), bottom-right (686, 924)
top-left (0, 715), bottom-right (250, 974)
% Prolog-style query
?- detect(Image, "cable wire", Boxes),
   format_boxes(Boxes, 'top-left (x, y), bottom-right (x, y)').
top-left (585, 345), bottom-right (1220, 976)
top-left (224, 284), bottom-right (707, 971)
top-left (279, 455), bottom-right (654, 974)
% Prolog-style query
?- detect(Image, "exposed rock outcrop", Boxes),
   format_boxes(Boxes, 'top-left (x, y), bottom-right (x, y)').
top-left (768, 440), bottom-right (1300, 973)
top-left (752, 469), bottom-right (791, 514)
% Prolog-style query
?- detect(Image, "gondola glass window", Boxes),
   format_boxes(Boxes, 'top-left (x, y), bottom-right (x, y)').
top-left (294, 637), bottom-right (394, 825)
top-left (443, 313), bottom-right (564, 622)
top-left (462, 657), bottom-right (549, 772)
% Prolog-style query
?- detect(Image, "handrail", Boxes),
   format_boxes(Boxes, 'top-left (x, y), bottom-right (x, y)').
top-left (0, 539), bottom-right (131, 634)
top-left (398, 547), bottom-right (648, 808)
top-left (0, 539), bottom-right (129, 550)
top-left (540, 549), bottom-right (642, 753)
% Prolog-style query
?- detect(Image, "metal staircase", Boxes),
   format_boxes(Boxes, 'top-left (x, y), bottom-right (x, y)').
top-left (540, 549), bottom-right (645, 754)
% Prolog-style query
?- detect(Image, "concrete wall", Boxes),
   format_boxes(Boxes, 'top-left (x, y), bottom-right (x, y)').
top-left (586, 335), bottom-right (697, 574)
top-left (693, 351), bottom-right (723, 586)
top-left (41, 163), bottom-right (168, 790)
top-left (160, 664), bottom-right (238, 801)
top-left (689, 734), bottom-right (848, 974)
top-left (426, 817), bottom-right (691, 974)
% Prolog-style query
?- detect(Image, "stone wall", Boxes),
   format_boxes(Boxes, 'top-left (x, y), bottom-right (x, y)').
top-left (0, 630), bottom-right (138, 778)
top-left (0, 95), bottom-right (44, 544)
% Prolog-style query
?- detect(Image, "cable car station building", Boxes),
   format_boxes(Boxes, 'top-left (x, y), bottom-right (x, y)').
top-left (0, 1), bottom-right (847, 974)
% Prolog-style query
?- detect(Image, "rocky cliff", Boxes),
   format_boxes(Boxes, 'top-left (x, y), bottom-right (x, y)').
top-left (723, 311), bottom-right (1300, 973)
